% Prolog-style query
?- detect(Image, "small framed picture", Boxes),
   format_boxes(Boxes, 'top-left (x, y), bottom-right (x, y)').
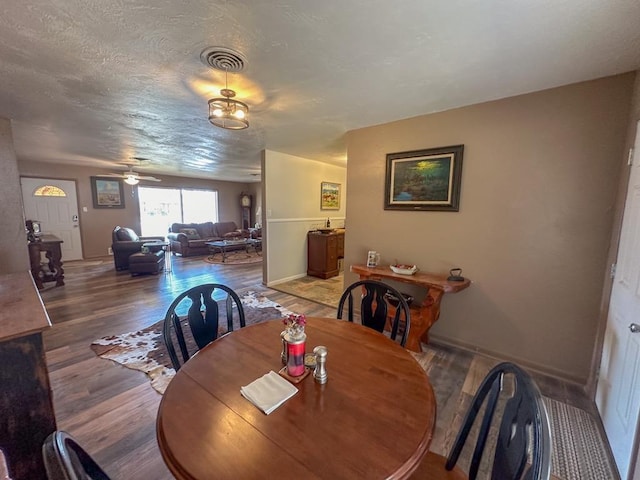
top-left (90, 177), bottom-right (125, 209)
top-left (384, 145), bottom-right (464, 211)
top-left (320, 182), bottom-right (341, 210)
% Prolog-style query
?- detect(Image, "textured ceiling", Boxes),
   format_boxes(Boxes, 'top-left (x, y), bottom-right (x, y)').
top-left (1, 1), bottom-right (639, 182)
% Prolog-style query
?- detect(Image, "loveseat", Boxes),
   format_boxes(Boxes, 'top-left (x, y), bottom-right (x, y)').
top-left (167, 221), bottom-right (249, 257)
top-left (111, 226), bottom-right (165, 271)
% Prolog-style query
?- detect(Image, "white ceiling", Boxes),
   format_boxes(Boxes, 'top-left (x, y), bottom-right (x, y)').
top-left (1, 1), bottom-right (639, 182)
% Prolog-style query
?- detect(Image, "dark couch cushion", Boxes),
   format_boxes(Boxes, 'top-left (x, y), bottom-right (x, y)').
top-left (116, 227), bottom-right (139, 241)
top-left (198, 222), bottom-right (216, 238)
top-left (215, 222), bottom-right (240, 237)
top-left (179, 228), bottom-right (200, 240)
top-left (170, 223), bottom-right (193, 233)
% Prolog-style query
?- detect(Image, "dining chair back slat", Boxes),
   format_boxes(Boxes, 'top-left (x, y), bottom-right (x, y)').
top-left (337, 279), bottom-right (411, 347)
top-left (163, 284), bottom-right (245, 371)
top-left (411, 361), bottom-right (552, 480)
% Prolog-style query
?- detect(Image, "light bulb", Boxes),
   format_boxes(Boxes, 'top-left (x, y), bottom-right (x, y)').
top-left (212, 108), bottom-right (224, 117)
top-left (234, 109), bottom-right (245, 119)
top-left (125, 175), bottom-right (139, 185)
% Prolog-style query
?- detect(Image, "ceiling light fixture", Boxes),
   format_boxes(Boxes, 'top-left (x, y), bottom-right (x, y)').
top-left (208, 69), bottom-right (249, 130)
top-left (124, 175), bottom-right (140, 186)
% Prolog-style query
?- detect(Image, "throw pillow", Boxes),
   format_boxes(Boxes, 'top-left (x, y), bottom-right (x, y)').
top-left (116, 228), bottom-right (139, 242)
top-left (179, 228), bottom-right (200, 240)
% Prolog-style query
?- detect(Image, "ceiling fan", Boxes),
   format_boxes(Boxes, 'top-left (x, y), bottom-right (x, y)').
top-left (96, 165), bottom-right (161, 185)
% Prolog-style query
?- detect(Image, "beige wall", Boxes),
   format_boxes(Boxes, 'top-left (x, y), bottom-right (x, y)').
top-left (18, 160), bottom-right (253, 259)
top-left (263, 150), bottom-right (346, 284)
top-left (0, 119), bottom-right (29, 273)
top-left (345, 73), bottom-right (635, 383)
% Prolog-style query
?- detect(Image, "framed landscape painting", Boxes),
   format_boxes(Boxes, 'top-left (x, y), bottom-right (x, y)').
top-left (90, 177), bottom-right (125, 208)
top-left (384, 145), bottom-right (464, 211)
top-left (320, 182), bottom-right (341, 210)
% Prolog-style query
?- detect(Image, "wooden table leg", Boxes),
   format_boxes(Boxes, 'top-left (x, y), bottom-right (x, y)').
top-left (386, 291), bottom-right (442, 352)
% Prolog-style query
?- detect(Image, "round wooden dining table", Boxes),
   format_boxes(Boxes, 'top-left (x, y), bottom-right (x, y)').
top-left (156, 317), bottom-right (436, 479)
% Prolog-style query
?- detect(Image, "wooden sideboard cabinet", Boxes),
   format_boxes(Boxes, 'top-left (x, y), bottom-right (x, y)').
top-left (307, 230), bottom-right (345, 279)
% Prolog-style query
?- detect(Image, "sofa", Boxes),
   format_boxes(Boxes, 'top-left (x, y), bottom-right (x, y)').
top-left (167, 221), bottom-right (249, 257)
top-left (111, 226), bottom-right (165, 271)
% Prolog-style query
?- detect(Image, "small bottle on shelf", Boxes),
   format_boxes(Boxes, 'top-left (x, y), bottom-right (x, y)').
top-left (326, 218), bottom-right (331, 228)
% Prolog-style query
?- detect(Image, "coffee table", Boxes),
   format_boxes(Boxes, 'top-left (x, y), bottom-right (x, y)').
top-left (206, 239), bottom-right (253, 263)
top-left (247, 237), bottom-right (261, 254)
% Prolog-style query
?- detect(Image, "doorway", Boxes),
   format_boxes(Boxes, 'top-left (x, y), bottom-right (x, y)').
top-left (20, 177), bottom-right (83, 261)
top-left (595, 121), bottom-right (640, 480)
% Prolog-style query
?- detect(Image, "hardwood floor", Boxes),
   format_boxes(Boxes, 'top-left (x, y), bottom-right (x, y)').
top-left (40, 256), bottom-right (604, 479)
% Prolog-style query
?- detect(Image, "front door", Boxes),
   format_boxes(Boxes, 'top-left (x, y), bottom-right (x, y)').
top-left (20, 177), bottom-right (83, 261)
top-left (596, 121), bottom-right (640, 480)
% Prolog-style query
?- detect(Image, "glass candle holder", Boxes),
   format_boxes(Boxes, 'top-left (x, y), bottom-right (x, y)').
top-left (280, 330), bottom-right (288, 365)
top-left (285, 332), bottom-right (306, 377)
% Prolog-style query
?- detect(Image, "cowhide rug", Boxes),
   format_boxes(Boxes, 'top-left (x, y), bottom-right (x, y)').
top-left (90, 291), bottom-right (294, 394)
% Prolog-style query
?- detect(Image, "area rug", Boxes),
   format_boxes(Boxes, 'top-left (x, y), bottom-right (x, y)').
top-left (203, 249), bottom-right (262, 265)
top-left (90, 291), bottom-right (294, 394)
top-left (271, 274), bottom-right (343, 308)
top-left (544, 397), bottom-right (617, 480)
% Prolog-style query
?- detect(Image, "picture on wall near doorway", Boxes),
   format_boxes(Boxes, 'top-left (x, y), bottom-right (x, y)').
top-left (384, 144), bottom-right (464, 212)
top-left (320, 182), bottom-right (341, 210)
top-left (90, 177), bottom-right (125, 208)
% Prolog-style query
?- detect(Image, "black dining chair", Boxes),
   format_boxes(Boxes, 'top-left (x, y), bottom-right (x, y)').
top-left (337, 279), bottom-right (411, 347)
top-left (42, 430), bottom-right (111, 480)
top-left (162, 283), bottom-right (246, 371)
top-left (410, 362), bottom-right (552, 480)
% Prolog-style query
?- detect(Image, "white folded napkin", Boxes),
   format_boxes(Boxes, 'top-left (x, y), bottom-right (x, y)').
top-left (240, 370), bottom-right (298, 415)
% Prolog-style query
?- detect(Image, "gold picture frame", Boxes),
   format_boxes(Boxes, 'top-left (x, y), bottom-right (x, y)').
top-left (384, 145), bottom-right (464, 211)
top-left (320, 182), bottom-right (341, 210)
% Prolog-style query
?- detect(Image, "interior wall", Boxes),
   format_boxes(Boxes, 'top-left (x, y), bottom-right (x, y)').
top-left (0, 119), bottom-right (29, 273)
top-left (345, 73), bottom-right (634, 383)
top-left (17, 160), bottom-right (252, 259)
top-left (263, 150), bottom-right (346, 284)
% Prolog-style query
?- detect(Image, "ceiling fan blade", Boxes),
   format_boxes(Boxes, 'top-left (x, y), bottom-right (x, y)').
top-left (138, 176), bottom-right (162, 182)
top-left (95, 173), bottom-right (125, 178)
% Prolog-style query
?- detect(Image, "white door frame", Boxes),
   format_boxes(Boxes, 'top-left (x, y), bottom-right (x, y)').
top-left (593, 121), bottom-right (640, 480)
top-left (20, 177), bottom-right (84, 261)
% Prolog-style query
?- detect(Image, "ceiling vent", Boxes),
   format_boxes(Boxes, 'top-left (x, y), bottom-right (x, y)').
top-left (200, 47), bottom-right (246, 72)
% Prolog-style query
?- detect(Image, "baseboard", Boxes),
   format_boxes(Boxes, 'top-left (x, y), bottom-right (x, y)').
top-left (267, 273), bottom-right (308, 286)
top-left (429, 334), bottom-right (588, 388)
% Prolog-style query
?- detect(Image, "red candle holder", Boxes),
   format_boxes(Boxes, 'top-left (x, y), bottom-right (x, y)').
top-left (285, 333), bottom-right (306, 377)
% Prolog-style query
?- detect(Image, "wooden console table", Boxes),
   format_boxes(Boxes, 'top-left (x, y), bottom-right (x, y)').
top-left (28, 234), bottom-right (64, 290)
top-left (351, 264), bottom-right (471, 352)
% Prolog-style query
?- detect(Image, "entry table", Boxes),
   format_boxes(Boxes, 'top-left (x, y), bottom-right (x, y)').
top-left (28, 234), bottom-right (64, 289)
top-left (351, 264), bottom-right (471, 352)
top-left (157, 318), bottom-right (436, 479)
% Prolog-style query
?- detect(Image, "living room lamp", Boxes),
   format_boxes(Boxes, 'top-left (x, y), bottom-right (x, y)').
top-left (208, 68), bottom-right (249, 130)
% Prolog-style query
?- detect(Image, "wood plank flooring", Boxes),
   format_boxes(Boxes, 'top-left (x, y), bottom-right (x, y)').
top-left (39, 256), bottom-right (606, 479)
